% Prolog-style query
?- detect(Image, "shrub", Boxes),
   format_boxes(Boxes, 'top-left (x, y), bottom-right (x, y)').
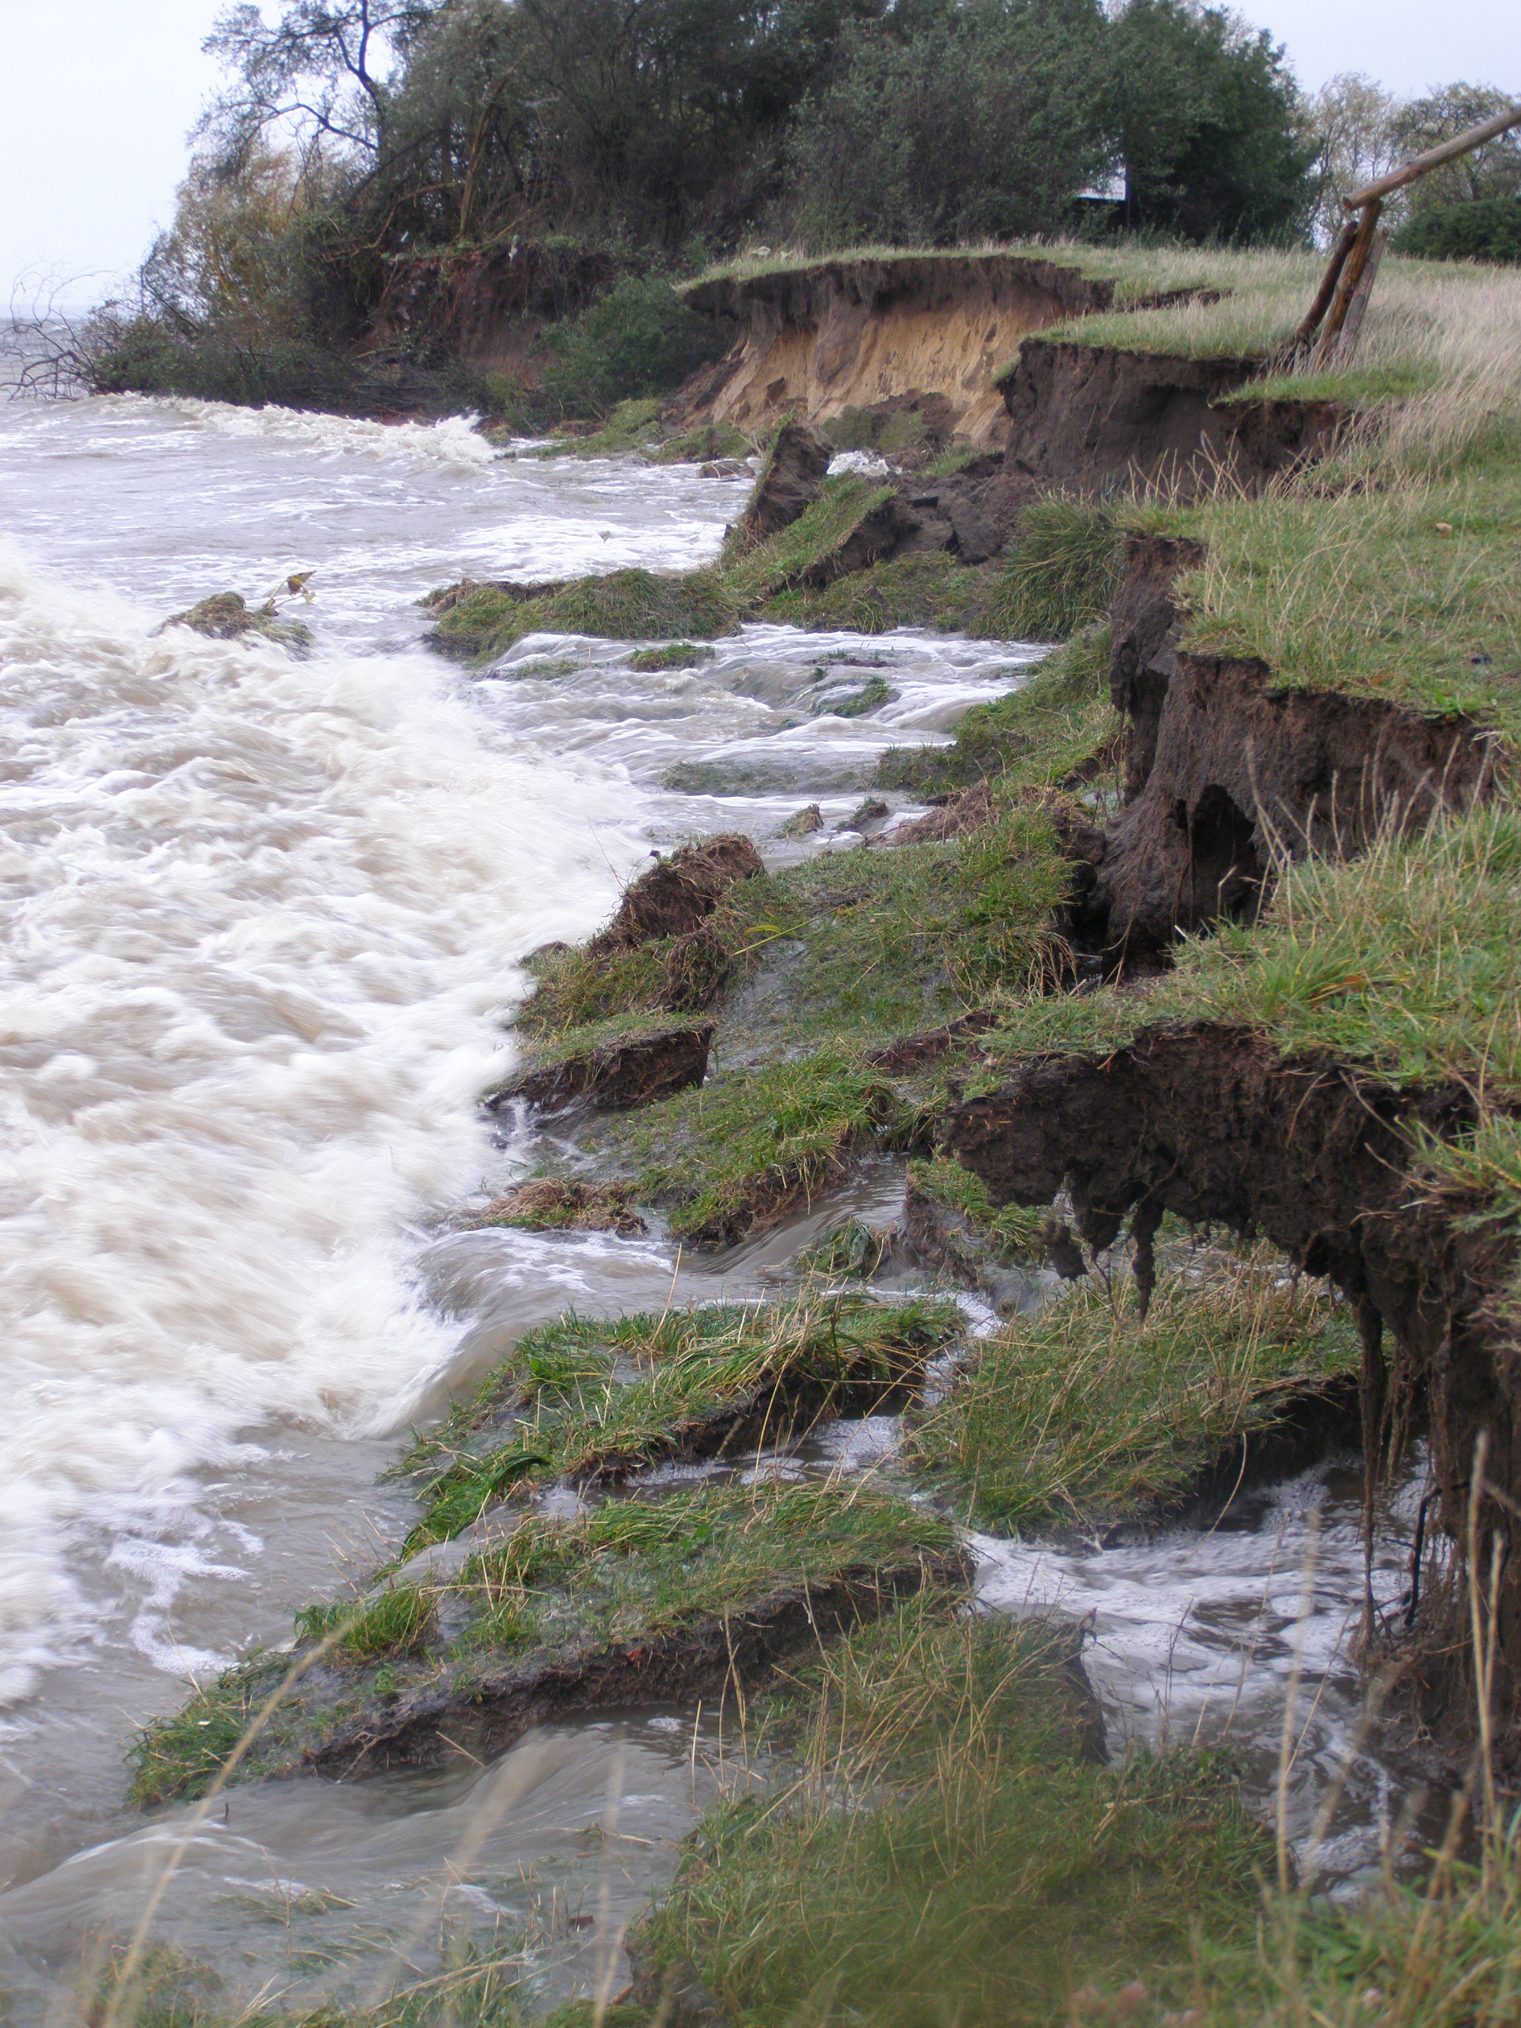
top-left (1395, 197), bottom-right (1521, 265)
top-left (539, 276), bottom-right (723, 418)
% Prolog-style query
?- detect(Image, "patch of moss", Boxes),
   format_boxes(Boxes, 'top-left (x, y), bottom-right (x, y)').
top-left (429, 567), bottom-right (737, 664)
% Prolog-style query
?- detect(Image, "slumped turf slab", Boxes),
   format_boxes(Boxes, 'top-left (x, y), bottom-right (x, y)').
top-left (397, 1293), bottom-right (960, 1553)
top-left (130, 1482), bottom-right (963, 1804)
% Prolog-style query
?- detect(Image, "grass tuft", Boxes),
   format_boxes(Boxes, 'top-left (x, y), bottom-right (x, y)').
top-left (988, 495), bottom-right (1124, 642)
top-left (639, 1592), bottom-right (1269, 2027)
top-left (908, 1247), bottom-right (1357, 1534)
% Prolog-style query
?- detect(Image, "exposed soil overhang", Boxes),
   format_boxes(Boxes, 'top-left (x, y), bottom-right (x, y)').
top-left (1091, 533), bottom-right (1503, 961)
top-left (675, 255), bottom-right (1129, 443)
top-left (943, 1021), bottom-right (1521, 1731)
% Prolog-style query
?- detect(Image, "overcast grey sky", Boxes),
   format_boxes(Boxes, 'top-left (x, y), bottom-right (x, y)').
top-left (1, 0), bottom-right (1515, 306)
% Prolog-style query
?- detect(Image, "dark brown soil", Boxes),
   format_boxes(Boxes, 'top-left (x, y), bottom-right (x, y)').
top-left (735, 420), bottom-right (832, 545)
top-left (591, 835), bottom-right (763, 955)
top-left (488, 1020), bottom-right (715, 1115)
top-left (1090, 534), bottom-right (1502, 961)
top-left (942, 1020), bottom-right (1521, 1738)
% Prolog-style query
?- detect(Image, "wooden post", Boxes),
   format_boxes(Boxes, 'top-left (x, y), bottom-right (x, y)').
top-left (1294, 100), bottom-right (1521, 361)
top-left (1341, 101), bottom-right (1521, 209)
top-left (1313, 197), bottom-right (1383, 367)
top-left (1334, 224), bottom-right (1388, 361)
top-left (1293, 218), bottom-right (1359, 354)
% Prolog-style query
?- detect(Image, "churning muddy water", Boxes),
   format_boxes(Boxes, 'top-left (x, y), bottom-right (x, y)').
top-left (0, 367), bottom-right (1434, 2016)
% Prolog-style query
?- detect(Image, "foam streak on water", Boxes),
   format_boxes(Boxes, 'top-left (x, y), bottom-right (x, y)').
top-left (0, 550), bottom-right (648, 1703)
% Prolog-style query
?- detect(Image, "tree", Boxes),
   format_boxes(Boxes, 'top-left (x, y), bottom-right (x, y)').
top-left (1395, 196), bottom-right (1521, 265)
top-left (1111, 0), bottom-right (1316, 243)
top-left (201, 1), bottom-right (442, 168)
top-left (782, 0), bottom-right (1113, 248)
top-left (1392, 84), bottom-right (1521, 216)
top-left (1304, 72), bottom-right (1403, 244)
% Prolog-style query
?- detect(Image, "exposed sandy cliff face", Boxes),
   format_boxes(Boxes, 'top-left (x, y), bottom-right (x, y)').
top-left (674, 255), bottom-right (1125, 442)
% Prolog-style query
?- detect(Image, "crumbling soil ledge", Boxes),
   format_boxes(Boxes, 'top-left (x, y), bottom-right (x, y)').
top-left (943, 1019), bottom-right (1521, 1733)
top-left (1092, 530), bottom-right (1503, 961)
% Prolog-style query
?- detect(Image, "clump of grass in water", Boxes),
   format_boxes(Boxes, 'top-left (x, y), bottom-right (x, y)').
top-left (524, 802), bottom-right (1072, 1072)
top-left (293, 1581), bottom-right (436, 1663)
top-left (638, 1591), bottom-right (1269, 2026)
top-left (454, 1482), bottom-right (954, 1663)
top-left (399, 1291), bottom-right (958, 1550)
top-left (429, 567), bottom-right (736, 663)
top-left (908, 1244), bottom-right (1358, 1533)
top-left (628, 640), bottom-right (713, 671)
top-left (618, 1050), bottom-right (909, 1244)
top-left (764, 550), bottom-right (997, 634)
top-left (809, 673), bottom-right (896, 717)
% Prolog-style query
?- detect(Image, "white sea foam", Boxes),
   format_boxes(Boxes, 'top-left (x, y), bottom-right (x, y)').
top-left (0, 551), bottom-right (646, 1701)
top-left (116, 394), bottom-right (500, 469)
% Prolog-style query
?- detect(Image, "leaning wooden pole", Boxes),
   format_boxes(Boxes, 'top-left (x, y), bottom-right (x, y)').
top-left (1313, 198), bottom-right (1384, 367)
top-left (1292, 217), bottom-right (1359, 353)
top-left (1296, 99), bottom-right (1521, 364)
